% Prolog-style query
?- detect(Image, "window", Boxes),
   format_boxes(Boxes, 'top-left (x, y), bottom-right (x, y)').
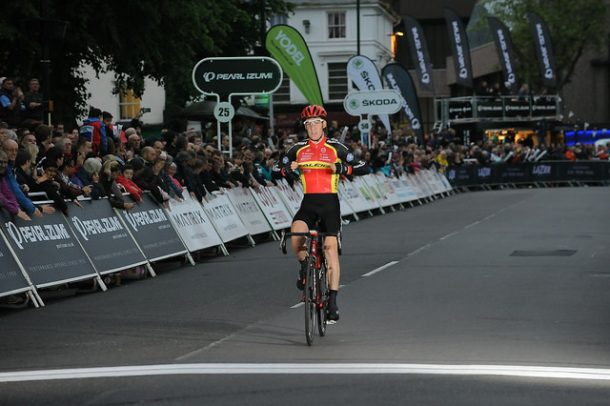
top-left (328, 12), bottom-right (346, 39)
top-left (328, 62), bottom-right (348, 101)
top-left (119, 89), bottom-right (141, 120)
top-left (274, 75), bottom-right (291, 103)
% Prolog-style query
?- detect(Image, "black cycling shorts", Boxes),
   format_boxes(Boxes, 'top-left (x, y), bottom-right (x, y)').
top-left (293, 193), bottom-right (341, 235)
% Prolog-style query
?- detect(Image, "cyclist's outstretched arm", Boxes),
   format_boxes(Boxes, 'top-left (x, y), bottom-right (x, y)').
top-left (328, 138), bottom-right (369, 176)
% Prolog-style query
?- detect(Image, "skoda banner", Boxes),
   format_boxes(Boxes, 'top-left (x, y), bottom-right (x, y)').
top-left (343, 89), bottom-right (402, 116)
top-left (265, 24), bottom-right (323, 105)
top-left (402, 15), bottom-right (434, 93)
top-left (488, 17), bottom-right (519, 94)
top-left (0, 208), bottom-right (98, 288)
top-left (192, 57), bottom-right (283, 97)
top-left (347, 55), bottom-right (393, 135)
top-left (444, 8), bottom-right (474, 88)
top-left (67, 199), bottom-right (147, 275)
top-left (381, 63), bottom-right (424, 144)
top-left (527, 12), bottom-right (557, 89)
top-left (116, 194), bottom-right (187, 262)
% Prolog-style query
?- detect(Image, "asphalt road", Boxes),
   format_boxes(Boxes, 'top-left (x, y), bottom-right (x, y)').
top-left (2, 187), bottom-right (610, 405)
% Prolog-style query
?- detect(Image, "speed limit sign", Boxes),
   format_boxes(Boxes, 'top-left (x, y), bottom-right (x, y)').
top-left (358, 119), bottom-right (371, 133)
top-left (214, 102), bottom-right (235, 123)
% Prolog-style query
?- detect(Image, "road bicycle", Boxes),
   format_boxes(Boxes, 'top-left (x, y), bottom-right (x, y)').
top-left (280, 230), bottom-right (330, 346)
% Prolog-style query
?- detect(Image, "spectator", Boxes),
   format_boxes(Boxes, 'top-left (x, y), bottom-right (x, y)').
top-left (23, 78), bottom-right (44, 124)
top-left (79, 107), bottom-right (107, 156)
top-left (101, 111), bottom-right (116, 155)
top-left (0, 149), bottom-right (31, 220)
top-left (115, 163), bottom-right (143, 202)
top-left (32, 159), bottom-right (69, 215)
top-left (0, 78), bottom-right (24, 127)
top-left (100, 160), bottom-right (135, 210)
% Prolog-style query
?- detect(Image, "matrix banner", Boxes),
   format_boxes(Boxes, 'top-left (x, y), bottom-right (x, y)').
top-left (0, 228), bottom-right (31, 297)
top-left (527, 12), bottom-right (557, 89)
top-left (265, 25), bottom-right (323, 105)
top-left (116, 194), bottom-right (187, 261)
top-left (444, 8), bottom-right (473, 88)
top-left (167, 193), bottom-right (223, 252)
top-left (347, 55), bottom-right (393, 135)
top-left (402, 15), bottom-right (434, 93)
top-left (68, 199), bottom-right (146, 275)
top-left (488, 17), bottom-right (519, 94)
top-left (0, 208), bottom-right (97, 288)
top-left (381, 63), bottom-right (424, 143)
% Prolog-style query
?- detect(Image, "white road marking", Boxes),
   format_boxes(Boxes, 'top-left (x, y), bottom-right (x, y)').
top-left (464, 220), bottom-right (481, 229)
top-left (4, 363), bottom-right (610, 383)
top-left (290, 302), bottom-right (304, 309)
top-left (407, 244), bottom-right (431, 256)
top-left (439, 231), bottom-right (458, 241)
top-left (362, 261), bottom-right (399, 277)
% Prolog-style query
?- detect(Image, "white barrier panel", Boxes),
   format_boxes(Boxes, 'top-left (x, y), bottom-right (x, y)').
top-left (250, 186), bottom-right (293, 230)
top-left (371, 174), bottom-right (402, 206)
top-left (204, 193), bottom-right (250, 243)
top-left (406, 173), bottom-right (426, 199)
top-left (274, 179), bottom-right (303, 216)
top-left (422, 169), bottom-right (444, 194)
top-left (362, 175), bottom-right (391, 207)
top-left (167, 193), bottom-right (223, 252)
top-left (353, 177), bottom-right (382, 211)
top-left (393, 176), bottom-right (419, 203)
top-left (224, 187), bottom-right (272, 236)
top-left (338, 180), bottom-right (368, 214)
top-left (435, 171), bottom-right (453, 192)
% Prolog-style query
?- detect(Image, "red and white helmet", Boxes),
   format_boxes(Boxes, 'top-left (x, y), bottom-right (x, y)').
top-left (300, 105), bottom-right (327, 121)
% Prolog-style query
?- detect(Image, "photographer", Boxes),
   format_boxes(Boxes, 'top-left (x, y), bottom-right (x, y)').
top-left (23, 78), bottom-right (44, 124)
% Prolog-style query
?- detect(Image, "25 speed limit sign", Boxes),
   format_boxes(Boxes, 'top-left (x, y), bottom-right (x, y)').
top-left (214, 102), bottom-right (235, 123)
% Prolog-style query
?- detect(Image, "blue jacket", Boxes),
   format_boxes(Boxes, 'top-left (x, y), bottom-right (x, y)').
top-left (6, 163), bottom-right (37, 215)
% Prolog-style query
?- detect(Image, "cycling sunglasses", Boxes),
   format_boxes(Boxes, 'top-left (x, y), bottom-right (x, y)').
top-left (303, 118), bottom-right (325, 126)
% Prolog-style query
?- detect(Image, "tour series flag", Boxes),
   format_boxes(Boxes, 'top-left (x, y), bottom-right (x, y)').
top-left (444, 8), bottom-right (474, 89)
top-left (347, 55), bottom-right (393, 135)
top-left (527, 12), bottom-right (557, 89)
top-left (381, 63), bottom-right (424, 144)
top-left (265, 24), bottom-right (323, 106)
top-left (402, 15), bottom-right (434, 93)
top-left (488, 17), bottom-right (519, 94)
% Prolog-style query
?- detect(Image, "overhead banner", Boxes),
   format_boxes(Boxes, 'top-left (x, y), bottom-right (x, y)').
top-left (347, 55), bottom-right (393, 135)
top-left (344, 89), bottom-right (403, 116)
top-left (203, 193), bottom-right (250, 243)
top-left (402, 15), bottom-right (434, 93)
top-left (444, 8), bottom-right (473, 88)
top-left (0, 228), bottom-right (32, 297)
top-left (167, 193), bottom-right (223, 252)
top-left (265, 24), bottom-right (323, 105)
top-left (225, 187), bottom-right (272, 236)
top-left (527, 12), bottom-right (557, 89)
top-left (382, 63), bottom-right (424, 144)
top-left (116, 194), bottom-right (187, 262)
top-left (68, 199), bottom-right (147, 275)
top-left (0, 208), bottom-right (98, 288)
top-left (488, 17), bottom-right (519, 94)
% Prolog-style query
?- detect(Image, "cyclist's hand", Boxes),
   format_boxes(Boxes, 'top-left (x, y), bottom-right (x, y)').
top-left (334, 162), bottom-right (350, 175)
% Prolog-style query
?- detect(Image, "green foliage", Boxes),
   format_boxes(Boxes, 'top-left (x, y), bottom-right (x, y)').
top-left (0, 0), bottom-right (292, 125)
top-left (480, 0), bottom-right (607, 91)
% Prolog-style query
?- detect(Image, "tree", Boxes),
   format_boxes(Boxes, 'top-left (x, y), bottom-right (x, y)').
top-left (479, 0), bottom-right (607, 92)
top-left (0, 0), bottom-right (292, 126)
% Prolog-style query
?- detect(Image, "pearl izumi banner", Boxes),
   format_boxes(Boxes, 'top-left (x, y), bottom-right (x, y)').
top-left (68, 199), bottom-right (147, 275)
top-left (265, 24), bottom-right (323, 105)
top-left (382, 63), bottom-right (424, 144)
top-left (488, 17), bottom-right (519, 94)
top-left (347, 55), bottom-right (393, 135)
top-left (0, 208), bottom-right (98, 288)
top-left (0, 227), bottom-right (32, 298)
top-left (527, 12), bottom-right (557, 89)
top-left (116, 194), bottom-right (187, 262)
top-left (402, 15), bottom-right (434, 93)
top-left (444, 8), bottom-right (473, 89)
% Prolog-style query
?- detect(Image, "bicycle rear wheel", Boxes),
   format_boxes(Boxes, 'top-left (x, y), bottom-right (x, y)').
top-left (316, 263), bottom-right (328, 337)
top-left (304, 258), bottom-right (316, 346)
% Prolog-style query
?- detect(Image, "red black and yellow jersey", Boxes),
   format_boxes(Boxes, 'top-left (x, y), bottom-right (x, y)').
top-left (280, 136), bottom-right (367, 194)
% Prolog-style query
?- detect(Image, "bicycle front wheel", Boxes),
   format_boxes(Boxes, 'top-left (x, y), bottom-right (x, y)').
top-left (304, 259), bottom-right (316, 346)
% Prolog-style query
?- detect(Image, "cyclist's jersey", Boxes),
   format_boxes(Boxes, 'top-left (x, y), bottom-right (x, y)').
top-left (281, 136), bottom-right (366, 194)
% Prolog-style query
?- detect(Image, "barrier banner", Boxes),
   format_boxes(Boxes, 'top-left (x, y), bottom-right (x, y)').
top-left (116, 194), bottom-right (187, 261)
top-left (405, 174), bottom-right (426, 199)
top-left (415, 172), bottom-right (435, 197)
top-left (225, 187), bottom-right (272, 236)
top-left (353, 177), bottom-right (381, 210)
top-left (167, 193), bottom-right (223, 252)
top-left (556, 161), bottom-right (605, 181)
top-left (203, 193), bottom-right (250, 243)
top-left (250, 186), bottom-right (292, 230)
top-left (338, 180), bottom-right (370, 214)
top-left (364, 175), bottom-right (393, 207)
top-left (0, 208), bottom-right (98, 288)
top-left (0, 228), bottom-right (32, 297)
top-left (373, 174), bottom-right (402, 206)
top-left (337, 183), bottom-right (356, 217)
top-left (68, 199), bottom-right (146, 275)
top-left (395, 175), bottom-right (420, 202)
top-left (422, 170), bottom-right (444, 194)
top-left (274, 179), bottom-right (303, 216)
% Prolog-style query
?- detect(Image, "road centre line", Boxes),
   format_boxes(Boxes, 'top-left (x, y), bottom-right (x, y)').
top-left (362, 261), bottom-right (399, 277)
top-left (4, 363), bottom-right (610, 382)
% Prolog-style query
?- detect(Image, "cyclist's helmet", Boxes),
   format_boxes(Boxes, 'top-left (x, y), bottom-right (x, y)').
top-left (301, 105), bottom-right (327, 121)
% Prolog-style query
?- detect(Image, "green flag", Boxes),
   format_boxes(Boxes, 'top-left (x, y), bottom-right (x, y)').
top-left (265, 24), bottom-right (323, 106)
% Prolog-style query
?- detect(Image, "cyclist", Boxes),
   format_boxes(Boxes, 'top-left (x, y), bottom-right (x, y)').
top-left (278, 104), bottom-right (367, 322)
